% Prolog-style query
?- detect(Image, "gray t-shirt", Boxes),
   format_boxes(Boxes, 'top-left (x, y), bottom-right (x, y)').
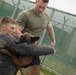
top-left (16, 8), bottom-right (50, 38)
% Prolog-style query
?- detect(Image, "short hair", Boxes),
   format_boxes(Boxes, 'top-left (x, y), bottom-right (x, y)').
top-left (0, 16), bottom-right (16, 26)
top-left (42, 0), bottom-right (49, 3)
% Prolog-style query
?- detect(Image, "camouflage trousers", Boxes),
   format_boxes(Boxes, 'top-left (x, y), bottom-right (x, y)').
top-left (0, 54), bottom-right (18, 75)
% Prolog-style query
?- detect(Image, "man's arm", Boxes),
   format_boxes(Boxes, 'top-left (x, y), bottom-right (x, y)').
top-left (46, 22), bottom-right (56, 47)
top-left (0, 34), bottom-right (55, 56)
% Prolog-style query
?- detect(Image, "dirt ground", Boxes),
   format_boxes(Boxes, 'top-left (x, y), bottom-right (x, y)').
top-left (16, 71), bottom-right (21, 75)
top-left (16, 70), bottom-right (44, 75)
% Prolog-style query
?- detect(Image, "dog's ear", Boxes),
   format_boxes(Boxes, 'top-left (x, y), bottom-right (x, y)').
top-left (30, 37), bottom-right (40, 43)
top-left (18, 35), bottom-right (27, 44)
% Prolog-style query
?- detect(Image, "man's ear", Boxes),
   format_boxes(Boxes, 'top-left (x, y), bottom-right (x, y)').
top-left (1, 25), bottom-right (5, 31)
top-left (30, 37), bottom-right (40, 43)
top-left (36, 0), bottom-right (39, 3)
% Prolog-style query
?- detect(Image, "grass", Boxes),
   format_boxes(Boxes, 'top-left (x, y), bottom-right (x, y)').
top-left (17, 67), bottom-right (56, 75)
top-left (41, 67), bottom-right (56, 75)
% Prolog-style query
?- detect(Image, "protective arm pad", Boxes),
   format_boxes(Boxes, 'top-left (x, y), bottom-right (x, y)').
top-left (5, 43), bottom-right (55, 56)
top-left (0, 34), bottom-right (55, 56)
top-left (30, 45), bottom-right (55, 56)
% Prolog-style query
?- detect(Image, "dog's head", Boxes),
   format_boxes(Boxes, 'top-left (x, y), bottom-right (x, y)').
top-left (18, 33), bottom-right (40, 44)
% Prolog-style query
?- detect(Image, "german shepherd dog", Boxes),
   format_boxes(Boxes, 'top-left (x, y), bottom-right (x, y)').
top-left (0, 33), bottom-right (55, 68)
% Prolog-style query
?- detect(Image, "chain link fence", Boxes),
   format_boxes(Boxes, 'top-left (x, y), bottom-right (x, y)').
top-left (0, 0), bottom-right (76, 75)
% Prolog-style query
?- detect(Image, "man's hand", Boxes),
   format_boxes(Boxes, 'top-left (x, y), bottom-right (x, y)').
top-left (13, 29), bottom-right (22, 39)
top-left (50, 41), bottom-right (56, 48)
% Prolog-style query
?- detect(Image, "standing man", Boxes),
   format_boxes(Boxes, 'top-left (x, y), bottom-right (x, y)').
top-left (15, 0), bottom-right (56, 75)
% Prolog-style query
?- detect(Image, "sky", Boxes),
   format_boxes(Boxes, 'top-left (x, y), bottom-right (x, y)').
top-left (30, 0), bottom-right (76, 15)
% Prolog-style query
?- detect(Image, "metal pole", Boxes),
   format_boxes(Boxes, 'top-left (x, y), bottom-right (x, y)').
top-left (39, 29), bottom-right (46, 45)
top-left (12, 0), bottom-right (20, 18)
top-left (50, 8), bottom-right (55, 19)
